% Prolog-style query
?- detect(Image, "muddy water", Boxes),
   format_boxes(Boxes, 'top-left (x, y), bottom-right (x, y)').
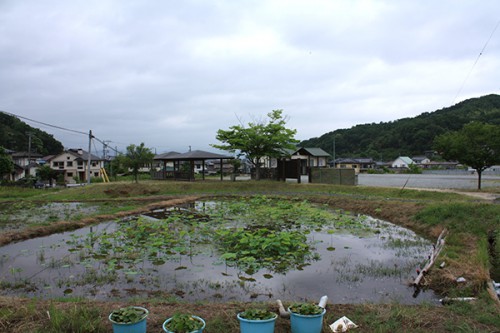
top-left (0, 202), bottom-right (99, 231)
top-left (0, 203), bottom-right (440, 304)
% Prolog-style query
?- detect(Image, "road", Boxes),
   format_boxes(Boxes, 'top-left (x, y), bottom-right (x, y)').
top-left (358, 173), bottom-right (500, 190)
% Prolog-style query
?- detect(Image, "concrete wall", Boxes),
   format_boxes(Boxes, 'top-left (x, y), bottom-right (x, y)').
top-left (310, 168), bottom-right (357, 185)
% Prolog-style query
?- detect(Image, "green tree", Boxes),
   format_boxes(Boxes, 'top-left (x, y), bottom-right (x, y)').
top-left (123, 143), bottom-right (154, 183)
top-left (212, 110), bottom-right (298, 180)
top-left (0, 146), bottom-right (14, 180)
top-left (434, 122), bottom-right (500, 190)
top-left (108, 154), bottom-right (127, 179)
top-left (36, 164), bottom-right (58, 186)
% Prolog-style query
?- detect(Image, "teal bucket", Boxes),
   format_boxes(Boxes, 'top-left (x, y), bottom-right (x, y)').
top-left (163, 315), bottom-right (206, 333)
top-left (288, 308), bottom-right (326, 333)
top-left (109, 307), bottom-right (148, 333)
top-left (237, 312), bottom-right (277, 333)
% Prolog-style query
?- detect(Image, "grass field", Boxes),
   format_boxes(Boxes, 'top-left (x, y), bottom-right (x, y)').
top-left (0, 180), bottom-right (499, 332)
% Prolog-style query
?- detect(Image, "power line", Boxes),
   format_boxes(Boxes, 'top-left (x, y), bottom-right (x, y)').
top-left (453, 19), bottom-right (500, 104)
top-left (1, 109), bottom-right (122, 155)
top-left (0, 110), bottom-right (88, 136)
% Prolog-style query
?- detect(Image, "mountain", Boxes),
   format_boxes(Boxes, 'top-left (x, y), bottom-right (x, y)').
top-left (299, 94), bottom-right (500, 161)
top-left (0, 112), bottom-right (64, 155)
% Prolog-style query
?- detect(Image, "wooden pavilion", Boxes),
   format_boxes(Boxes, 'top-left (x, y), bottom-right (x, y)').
top-left (152, 150), bottom-right (234, 181)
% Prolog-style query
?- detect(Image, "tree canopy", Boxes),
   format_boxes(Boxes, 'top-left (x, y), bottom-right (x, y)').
top-left (0, 147), bottom-right (14, 179)
top-left (212, 110), bottom-right (298, 179)
top-left (433, 122), bottom-right (500, 190)
top-left (36, 164), bottom-right (58, 185)
top-left (122, 143), bottom-right (154, 183)
top-left (300, 94), bottom-right (500, 160)
top-left (0, 112), bottom-right (64, 155)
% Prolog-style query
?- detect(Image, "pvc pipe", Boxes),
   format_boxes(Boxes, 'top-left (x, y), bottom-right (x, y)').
top-left (318, 295), bottom-right (328, 308)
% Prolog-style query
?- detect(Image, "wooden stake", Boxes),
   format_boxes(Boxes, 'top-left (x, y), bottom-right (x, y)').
top-left (413, 229), bottom-right (447, 287)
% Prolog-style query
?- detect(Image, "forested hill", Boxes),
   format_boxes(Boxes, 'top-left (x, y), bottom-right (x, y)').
top-left (0, 112), bottom-right (64, 155)
top-left (299, 94), bottom-right (500, 161)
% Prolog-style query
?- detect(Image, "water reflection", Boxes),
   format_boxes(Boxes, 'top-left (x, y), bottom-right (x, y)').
top-left (0, 198), bottom-right (439, 304)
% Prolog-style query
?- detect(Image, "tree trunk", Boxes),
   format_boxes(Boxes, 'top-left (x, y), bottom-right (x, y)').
top-left (255, 164), bottom-right (261, 180)
top-left (477, 170), bottom-right (482, 190)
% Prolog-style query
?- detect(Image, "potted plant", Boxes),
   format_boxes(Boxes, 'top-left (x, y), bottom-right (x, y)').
top-left (163, 313), bottom-right (206, 333)
top-left (237, 308), bottom-right (278, 333)
top-left (108, 306), bottom-right (148, 333)
top-left (288, 303), bottom-right (326, 333)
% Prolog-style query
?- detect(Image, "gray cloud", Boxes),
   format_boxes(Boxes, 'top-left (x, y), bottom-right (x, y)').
top-left (1, 0), bottom-right (499, 155)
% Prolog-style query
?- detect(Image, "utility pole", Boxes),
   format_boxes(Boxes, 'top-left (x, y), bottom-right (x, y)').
top-left (26, 132), bottom-right (33, 169)
top-left (87, 130), bottom-right (93, 185)
top-left (332, 134), bottom-right (336, 168)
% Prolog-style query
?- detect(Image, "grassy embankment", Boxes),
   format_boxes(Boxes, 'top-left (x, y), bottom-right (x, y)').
top-left (0, 180), bottom-right (499, 332)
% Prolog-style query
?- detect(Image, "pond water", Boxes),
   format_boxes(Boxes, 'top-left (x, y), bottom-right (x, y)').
top-left (0, 202), bottom-right (99, 231)
top-left (0, 197), bottom-right (440, 304)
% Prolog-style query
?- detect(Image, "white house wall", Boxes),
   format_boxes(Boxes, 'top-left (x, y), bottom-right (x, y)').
top-left (50, 152), bottom-right (103, 182)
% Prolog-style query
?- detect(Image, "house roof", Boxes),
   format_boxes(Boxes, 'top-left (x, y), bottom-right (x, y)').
top-left (395, 156), bottom-right (414, 165)
top-left (411, 156), bottom-right (428, 163)
top-left (11, 151), bottom-right (43, 158)
top-left (155, 150), bottom-right (233, 161)
top-left (295, 147), bottom-right (331, 157)
top-left (336, 157), bottom-right (374, 164)
top-left (46, 149), bottom-right (102, 161)
top-left (68, 149), bottom-right (103, 161)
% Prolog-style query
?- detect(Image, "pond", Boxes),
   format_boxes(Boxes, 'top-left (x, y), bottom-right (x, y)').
top-left (0, 196), bottom-right (439, 304)
top-left (0, 202), bottom-right (100, 231)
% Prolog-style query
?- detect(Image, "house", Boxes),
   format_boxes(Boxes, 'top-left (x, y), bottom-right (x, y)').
top-left (411, 156), bottom-right (431, 165)
top-left (45, 149), bottom-right (104, 183)
top-left (420, 161), bottom-right (459, 170)
top-left (291, 147), bottom-right (331, 168)
top-left (391, 156), bottom-right (415, 169)
top-left (334, 157), bottom-right (376, 174)
top-left (8, 151), bottom-right (43, 181)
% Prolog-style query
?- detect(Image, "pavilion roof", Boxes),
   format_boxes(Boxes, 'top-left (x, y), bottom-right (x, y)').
top-left (155, 150), bottom-right (233, 161)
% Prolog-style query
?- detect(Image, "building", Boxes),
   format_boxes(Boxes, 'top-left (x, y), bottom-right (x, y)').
top-left (334, 157), bottom-right (375, 174)
top-left (391, 156), bottom-right (415, 169)
top-left (8, 151), bottom-right (43, 181)
top-left (291, 147), bottom-right (331, 168)
top-left (45, 149), bottom-right (104, 183)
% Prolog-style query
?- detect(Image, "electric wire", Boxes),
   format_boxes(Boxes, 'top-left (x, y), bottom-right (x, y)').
top-left (0, 110), bottom-right (88, 136)
top-left (1, 109), bottom-right (122, 155)
top-left (453, 19), bottom-right (500, 104)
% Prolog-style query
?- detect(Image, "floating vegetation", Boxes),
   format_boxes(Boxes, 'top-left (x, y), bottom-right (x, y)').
top-left (0, 195), bottom-right (436, 303)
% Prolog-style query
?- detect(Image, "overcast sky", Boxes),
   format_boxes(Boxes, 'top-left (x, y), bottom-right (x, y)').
top-left (1, 0), bottom-right (499, 156)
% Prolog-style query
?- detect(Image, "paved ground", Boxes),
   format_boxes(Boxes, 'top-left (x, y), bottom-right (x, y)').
top-left (358, 173), bottom-right (500, 190)
top-left (229, 173), bottom-right (500, 200)
top-left (357, 174), bottom-right (500, 201)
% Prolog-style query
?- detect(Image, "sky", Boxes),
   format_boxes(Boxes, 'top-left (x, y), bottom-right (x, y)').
top-left (1, 0), bottom-right (499, 156)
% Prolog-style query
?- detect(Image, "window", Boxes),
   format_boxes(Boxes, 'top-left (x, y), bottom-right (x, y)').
top-left (67, 172), bottom-right (73, 177)
top-left (67, 161), bottom-right (73, 167)
top-left (94, 172), bottom-right (99, 177)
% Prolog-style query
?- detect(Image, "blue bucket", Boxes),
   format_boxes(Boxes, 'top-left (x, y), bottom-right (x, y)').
top-left (288, 308), bottom-right (326, 333)
top-left (237, 312), bottom-right (277, 333)
top-left (162, 315), bottom-right (206, 333)
top-left (109, 307), bottom-right (148, 333)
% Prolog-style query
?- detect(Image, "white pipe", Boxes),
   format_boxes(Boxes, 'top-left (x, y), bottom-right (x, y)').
top-left (276, 299), bottom-right (289, 318)
top-left (318, 295), bottom-right (328, 308)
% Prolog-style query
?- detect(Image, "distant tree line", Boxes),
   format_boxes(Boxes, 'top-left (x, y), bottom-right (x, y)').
top-left (0, 112), bottom-right (64, 155)
top-left (300, 94), bottom-right (500, 161)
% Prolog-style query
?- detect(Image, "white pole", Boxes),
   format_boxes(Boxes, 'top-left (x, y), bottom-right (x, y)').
top-left (87, 130), bottom-right (92, 185)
